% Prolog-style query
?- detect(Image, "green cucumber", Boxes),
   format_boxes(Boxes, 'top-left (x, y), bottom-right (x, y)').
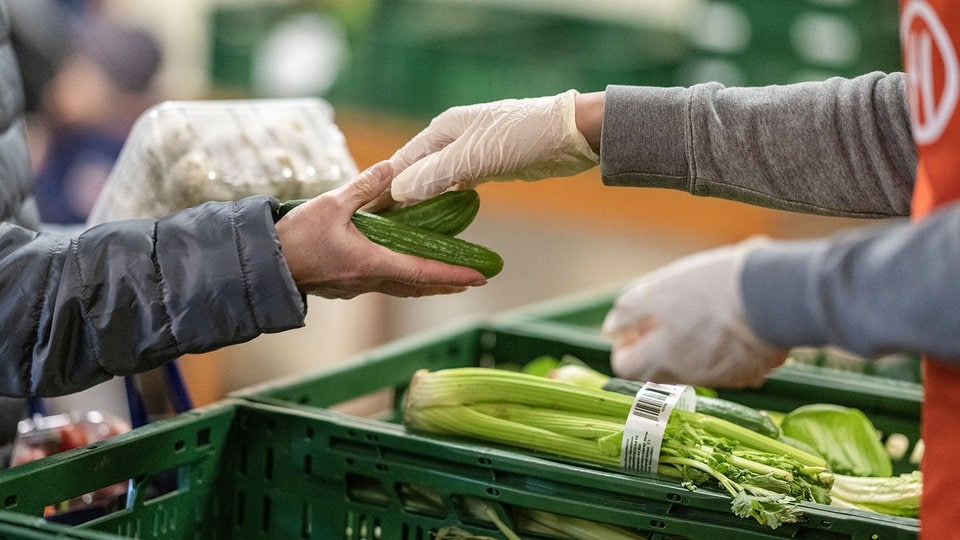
top-left (601, 378), bottom-right (780, 439)
top-left (691, 395), bottom-right (781, 439)
top-left (276, 189), bottom-right (480, 236)
top-left (600, 377), bottom-right (645, 397)
top-left (277, 189), bottom-right (500, 277)
top-left (352, 210), bottom-right (503, 278)
top-left (380, 189), bottom-right (480, 236)
top-left (276, 198), bottom-right (307, 219)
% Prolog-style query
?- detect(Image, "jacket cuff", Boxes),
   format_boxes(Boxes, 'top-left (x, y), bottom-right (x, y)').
top-left (740, 240), bottom-right (826, 349)
top-left (155, 196), bottom-right (306, 351)
top-left (600, 84), bottom-right (693, 190)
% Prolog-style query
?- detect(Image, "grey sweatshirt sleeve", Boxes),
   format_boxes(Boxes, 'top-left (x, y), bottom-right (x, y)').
top-left (0, 195), bottom-right (306, 397)
top-left (742, 202), bottom-right (960, 362)
top-left (600, 72), bottom-right (917, 217)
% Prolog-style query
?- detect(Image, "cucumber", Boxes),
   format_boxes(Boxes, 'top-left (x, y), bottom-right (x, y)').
top-left (601, 378), bottom-right (780, 438)
top-left (692, 396), bottom-right (781, 439)
top-left (353, 210), bottom-right (503, 278)
top-left (600, 377), bottom-right (645, 396)
top-left (275, 198), bottom-right (308, 220)
top-left (276, 189), bottom-right (501, 278)
top-left (380, 189), bottom-right (480, 236)
top-left (276, 189), bottom-right (480, 235)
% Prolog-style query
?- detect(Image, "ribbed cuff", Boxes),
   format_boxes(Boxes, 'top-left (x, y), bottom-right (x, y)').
top-left (600, 84), bottom-right (692, 190)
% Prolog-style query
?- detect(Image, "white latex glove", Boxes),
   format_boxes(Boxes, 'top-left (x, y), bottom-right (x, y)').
top-left (601, 238), bottom-right (789, 388)
top-left (390, 89), bottom-right (599, 202)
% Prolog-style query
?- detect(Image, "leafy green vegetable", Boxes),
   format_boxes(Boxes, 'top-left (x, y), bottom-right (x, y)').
top-left (730, 487), bottom-right (802, 531)
top-left (519, 355), bottom-right (562, 378)
top-left (829, 471), bottom-right (921, 518)
top-left (780, 404), bottom-right (892, 477)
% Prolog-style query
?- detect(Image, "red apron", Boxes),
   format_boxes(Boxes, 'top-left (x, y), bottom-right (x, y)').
top-left (900, 2), bottom-right (960, 537)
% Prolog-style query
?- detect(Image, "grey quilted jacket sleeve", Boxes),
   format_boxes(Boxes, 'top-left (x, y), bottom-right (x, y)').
top-left (0, 195), bottom-right (306, 397)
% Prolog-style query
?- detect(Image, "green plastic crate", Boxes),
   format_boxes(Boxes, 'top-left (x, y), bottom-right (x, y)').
top-left (328, 1), bottom-right (684, 117)
top-left (227, 321), bottom-right (920, 538)
top-left (0, 322), bottom-right (919, 538)
top-left (681, 0), bottom-right (902, 86)
top-left (497, 287), bottom-right (925, 384)
top-left (0, 395), bottom-right (918, 540)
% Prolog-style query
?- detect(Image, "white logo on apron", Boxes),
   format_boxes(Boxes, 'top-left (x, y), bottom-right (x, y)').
top-left (901, 0), bottom-right (959, 144)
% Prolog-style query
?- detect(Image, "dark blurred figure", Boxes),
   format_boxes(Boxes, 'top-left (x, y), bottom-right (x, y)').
top-left (31, 14), bottom-right (162, 225)
top-left (6, 0), bottom-right (73, 114)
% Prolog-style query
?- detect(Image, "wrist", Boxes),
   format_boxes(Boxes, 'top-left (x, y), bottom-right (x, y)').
top-left (574, 91), bottom-right (605, 154)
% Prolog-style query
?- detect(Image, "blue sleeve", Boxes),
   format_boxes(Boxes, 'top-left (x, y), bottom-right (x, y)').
top-left (741, 201), bottom-right (960, 362)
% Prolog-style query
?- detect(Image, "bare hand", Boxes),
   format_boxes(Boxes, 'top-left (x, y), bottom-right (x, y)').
top-left (276, 161), bottom-right (488, 299)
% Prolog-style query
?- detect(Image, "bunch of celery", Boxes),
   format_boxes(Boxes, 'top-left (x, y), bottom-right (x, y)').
top-left (403, 367), bottom-right (833, 530)
top-left (539, 356), bottom-right (923, 520)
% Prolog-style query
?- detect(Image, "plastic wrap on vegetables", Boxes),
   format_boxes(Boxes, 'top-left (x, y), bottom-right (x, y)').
top-left (87, 98), bottom-right (357, 225)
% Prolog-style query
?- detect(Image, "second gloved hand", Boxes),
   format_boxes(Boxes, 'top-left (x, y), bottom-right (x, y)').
top-left (601, 238), bottom-right (789, 388)
top-left (390, 89), bottom-right (599, 202)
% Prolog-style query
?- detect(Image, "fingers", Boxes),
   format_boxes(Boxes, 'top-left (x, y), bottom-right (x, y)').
top-left (335, 160), bottom-right (393, 211)
top-left (375, 281), bottom-right (470, 298)
top-left (391, 153), bottom-right (456, 202)
top-left (379, 251), bottom-right (488, 289)
top-left (389, 106), bottom-right (487, 202)
top-left (609, 330), bottom-right (662, 382)
top-left (601, 279), bottom-right (653, 337)
top-left (390, 106), bottom-right (466, 174)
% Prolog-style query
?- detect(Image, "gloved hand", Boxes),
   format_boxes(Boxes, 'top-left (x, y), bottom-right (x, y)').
top-left (601, 237), bottom-right (789, 388)
top-left (390, 89), bottom-right (599, 202)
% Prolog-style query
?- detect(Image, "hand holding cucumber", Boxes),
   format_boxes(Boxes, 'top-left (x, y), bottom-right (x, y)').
top-left (275, 161), bottom-right (489, 299)
top-left (389, 89), bottom-right (600, 202)
top-left (602, 237), bottom-right (788, 388)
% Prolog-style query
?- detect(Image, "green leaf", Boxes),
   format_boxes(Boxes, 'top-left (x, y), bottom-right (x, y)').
top-left (780, 404), bottom-right (892, 477)
top-left (731, 487), bottom-right (803, 530)
top-left (521, 355), bottom-right (561, 377)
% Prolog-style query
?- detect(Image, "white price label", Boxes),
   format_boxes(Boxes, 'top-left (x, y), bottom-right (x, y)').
top-left (620, 382), bottom-right (695, 472)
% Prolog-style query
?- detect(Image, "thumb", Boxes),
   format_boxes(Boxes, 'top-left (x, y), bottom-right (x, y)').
top-left (339, 160), bottom-right (393, 210)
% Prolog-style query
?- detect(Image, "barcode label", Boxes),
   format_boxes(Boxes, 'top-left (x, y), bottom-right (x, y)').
top-left (631, 385), bottom-right (674, 421)
top-left (620, 382), bottom-right (695, 472)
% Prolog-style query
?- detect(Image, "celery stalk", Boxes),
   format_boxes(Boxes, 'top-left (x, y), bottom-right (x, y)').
top-left (404, 367), bottom-right (632, 417)
top-left (408, 405), bottom-right (621, 465)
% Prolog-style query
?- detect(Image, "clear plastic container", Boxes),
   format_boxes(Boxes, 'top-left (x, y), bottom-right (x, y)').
top-left (87, 97), bottom-right (357, 225)
top-left (11, 410), bottom-right (131, 519)
top-left (11, 410), bottom-right (130, 466)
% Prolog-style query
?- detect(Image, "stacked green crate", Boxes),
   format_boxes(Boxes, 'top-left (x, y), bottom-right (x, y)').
top-left (679, 0), bottom-right (901, 86)
top-left (327, 1), bottom-right (685, 117)
top-left (208, 1), bottom-right (901, 112)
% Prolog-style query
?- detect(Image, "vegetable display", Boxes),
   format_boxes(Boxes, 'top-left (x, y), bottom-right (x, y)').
top-left (277, 189), bottom-right (503, 278)
top-left (403, 367), bottom-right (833, 529)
